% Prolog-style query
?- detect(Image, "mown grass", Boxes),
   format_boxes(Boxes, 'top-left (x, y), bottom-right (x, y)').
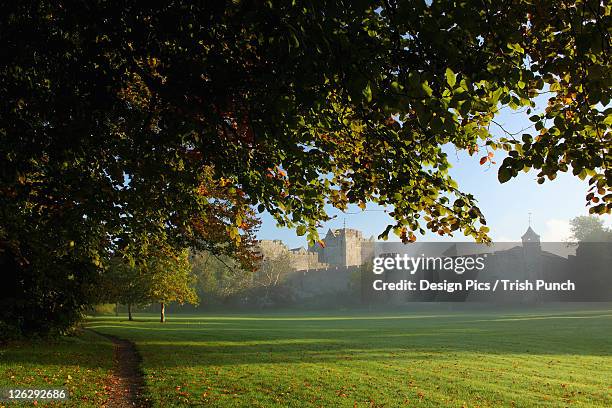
top-left (87, 307), bottom-right (612, 407)
top-left (0, 330), bottom-right (114, 407)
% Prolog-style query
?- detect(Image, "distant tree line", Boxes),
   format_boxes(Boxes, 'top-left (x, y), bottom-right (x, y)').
top-left (569, 216), bottom-right (612, 242)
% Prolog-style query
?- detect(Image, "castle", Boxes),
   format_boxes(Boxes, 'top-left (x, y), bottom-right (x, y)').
top-left (376, 226), bottom-right (568, 304)
top-left (257, 225), bottom-right (611, 304)
top-left (257, 228), bottom-right (375, 270)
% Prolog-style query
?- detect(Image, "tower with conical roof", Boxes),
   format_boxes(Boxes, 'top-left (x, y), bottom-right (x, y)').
top-left (522, 224), bottom-right (542, 302)
top-left (521, 226), bottom-right (541, 251)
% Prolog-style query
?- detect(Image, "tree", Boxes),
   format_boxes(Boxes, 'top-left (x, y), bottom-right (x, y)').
top-left (253, 255), bottom-right (295, 307)
top-left (190, 250), bottom-right (297, 308)
top-left (102, 258), bottom-right (150, 321)
top-left (1, 1), bottom-right (610, 334)
top-left (146, 248), bottom-right (198, 323)
top-left (191, 251), bottom-right (258, 305)
top-left (569, 216), bottom-right (612, 242)
top-left (569, 216), bottom-right (612, 301)
top-left (102, 247), bottom-right (200, 322)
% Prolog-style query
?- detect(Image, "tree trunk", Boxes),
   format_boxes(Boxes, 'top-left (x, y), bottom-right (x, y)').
top-left (160, 302), bottom-right (165, 323)
top-left (128, 303), bottom-right (133, 321)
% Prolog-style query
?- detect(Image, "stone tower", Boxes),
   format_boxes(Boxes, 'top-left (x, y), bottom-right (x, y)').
top-left (309, 228), bottom-right (367, 267)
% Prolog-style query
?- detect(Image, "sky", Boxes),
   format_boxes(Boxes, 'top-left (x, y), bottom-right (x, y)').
top-left (256, 99), bottom-right (610, 248)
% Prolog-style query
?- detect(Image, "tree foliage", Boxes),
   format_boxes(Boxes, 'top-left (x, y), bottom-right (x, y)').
top-left (569, 215), bottom-right (612, 242)
top-left (101, 257), bottom-right (150, 319)
top-left (250, 255), bottom-right (295, 307)
top-left (191, 251), bottom-right (257, 304)
top-left (190, 250), bottom-right (299, 308)
top-left (101, 248), bottom-right (199, 320)
top-left (1, 0), bottom-right (610, 333)
top-left (146, 248), bottom-right (198, 307)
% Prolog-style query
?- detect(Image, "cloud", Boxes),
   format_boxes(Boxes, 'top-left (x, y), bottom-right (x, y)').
top-left (540, 218), bottom-right (571, 242)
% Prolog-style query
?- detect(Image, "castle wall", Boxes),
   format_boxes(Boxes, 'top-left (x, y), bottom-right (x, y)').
top-left (287, 266), bottom-right (358, 299)
top-left (257, 240), bottom-right (290, 259)
top-left (257, 240), bottom-right (330, 271)
top-left (290, 252), bottom-right (325, 271)
top-left (360, 241), bottom-right (375, 265)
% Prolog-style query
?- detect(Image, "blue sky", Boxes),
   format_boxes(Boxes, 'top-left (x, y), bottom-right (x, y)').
top-left (257, 102), bottom-right (610, 248)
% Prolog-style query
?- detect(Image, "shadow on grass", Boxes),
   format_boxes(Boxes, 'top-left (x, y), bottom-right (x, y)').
top-left (85, 312), bottom-right (612, 368)
top-left (0, 331), bottom-right (113, 372)
top-left (4, 312), bottom-right (610, 371)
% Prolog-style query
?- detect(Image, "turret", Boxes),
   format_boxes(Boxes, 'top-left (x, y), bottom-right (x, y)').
top-left (522, 225), bottom-right (542, 302)
top-left (521, 226), bottom-right (541, 251)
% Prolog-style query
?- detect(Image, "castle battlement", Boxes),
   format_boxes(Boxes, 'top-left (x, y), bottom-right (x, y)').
top-left (258, 227), bottom-right (373, 270)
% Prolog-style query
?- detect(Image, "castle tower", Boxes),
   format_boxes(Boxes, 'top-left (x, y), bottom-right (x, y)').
top-left (521, 225), bottom-right (542, 302)
top-left (307, 227), bottom-right (367, 267)
top-left (521, 226), bottom-right (541, 251)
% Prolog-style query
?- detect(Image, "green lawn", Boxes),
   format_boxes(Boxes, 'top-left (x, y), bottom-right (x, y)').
top-left (0, 330), bottom-right (113, 407)
top-left (82, 307), bottom-right (612, 407)
top-left (1, 308), bottom-right (610, 407)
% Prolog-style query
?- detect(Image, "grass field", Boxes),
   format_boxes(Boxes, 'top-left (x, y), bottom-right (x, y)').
top-left (2, 307), bottom-right (611, 407)
top-left (0, 330), bottom-right (114, 407)
top-left (84, 307), bottom-right (612, 407)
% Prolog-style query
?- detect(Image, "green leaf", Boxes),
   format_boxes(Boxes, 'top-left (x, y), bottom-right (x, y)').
top-left (362, 82), bottom-right (372, 102)
top-left (490, 88), bottom-right (503, 105)
top-left (498, 168), bottom-right (512, 183)
top-left (445, 68), bottom-right (456, 88)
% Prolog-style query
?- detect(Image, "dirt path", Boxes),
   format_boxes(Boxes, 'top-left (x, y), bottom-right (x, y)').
top-left (93, 331), bottom-right (151, 408)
